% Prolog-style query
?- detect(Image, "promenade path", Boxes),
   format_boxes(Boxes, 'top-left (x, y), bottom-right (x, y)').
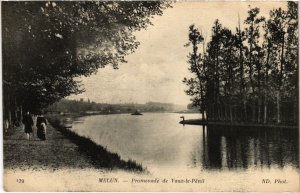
top-left (3, 117), bottom-right (95, 171)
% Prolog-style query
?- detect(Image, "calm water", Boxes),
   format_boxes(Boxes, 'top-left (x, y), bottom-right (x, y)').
top-left (69, 113), bottom-right (299, 174)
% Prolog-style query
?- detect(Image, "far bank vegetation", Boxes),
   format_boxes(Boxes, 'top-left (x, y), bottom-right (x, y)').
top-left (184, 2), bottom-right (298, 125)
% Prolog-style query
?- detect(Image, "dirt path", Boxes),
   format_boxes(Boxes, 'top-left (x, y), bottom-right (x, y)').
top-left (3, 118), bottom-right (96, 171)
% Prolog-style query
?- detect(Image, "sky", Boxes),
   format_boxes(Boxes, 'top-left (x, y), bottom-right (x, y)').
top-left (68, 1), bottom-right (287, 106)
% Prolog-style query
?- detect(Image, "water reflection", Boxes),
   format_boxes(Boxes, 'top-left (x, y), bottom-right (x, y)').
top-left (201, 125), bottom-right (299, 170)
top-left (66, 113), bottom-right (298, 173)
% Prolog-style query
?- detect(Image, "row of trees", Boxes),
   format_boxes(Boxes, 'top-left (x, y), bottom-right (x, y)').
top-left (2, 1), bottom-right (169, 127)
top-left (184, 2), bottom-right (298, 125)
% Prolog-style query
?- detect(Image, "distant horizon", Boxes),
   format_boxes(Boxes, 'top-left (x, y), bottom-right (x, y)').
top-left (62, 98), bottom-right (188, 107)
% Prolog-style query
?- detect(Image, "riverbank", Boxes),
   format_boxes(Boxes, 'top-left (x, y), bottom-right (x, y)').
top-left (47, 116), bottom-right (144, 171)
top-left (180, 119), bottom-right (298, 129)
top-left (4, 116), bottom-right (144, 172)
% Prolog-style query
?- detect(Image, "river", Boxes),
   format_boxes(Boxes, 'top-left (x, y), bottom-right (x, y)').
top-left (68, 113), bottom-right (298, 176)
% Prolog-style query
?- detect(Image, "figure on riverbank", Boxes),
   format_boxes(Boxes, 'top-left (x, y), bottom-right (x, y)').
top-left (36, 113), bottom-right (47, 141)
top-left (22, 112), bottom-right (33, 140)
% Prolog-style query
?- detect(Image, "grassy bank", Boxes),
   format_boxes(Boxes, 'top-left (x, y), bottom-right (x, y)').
top-left (47, 116), bottom-right (145, 172)
top-left (180, 119), bottom-right (298, 129)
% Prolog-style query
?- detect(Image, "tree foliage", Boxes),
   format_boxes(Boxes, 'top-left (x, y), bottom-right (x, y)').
top-left (184, 2), bottom-right (298, 125)
top-left (2, 1), bottom-right (170, 113)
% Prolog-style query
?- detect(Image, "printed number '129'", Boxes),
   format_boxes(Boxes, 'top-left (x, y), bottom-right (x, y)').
top-left (17, 179), bottom-right (24, 183)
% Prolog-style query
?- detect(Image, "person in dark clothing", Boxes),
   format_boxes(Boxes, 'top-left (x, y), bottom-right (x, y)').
top-left (36, 114), bottom-right (47, 140)
top-left (22, 111), bottom-right (34, 140)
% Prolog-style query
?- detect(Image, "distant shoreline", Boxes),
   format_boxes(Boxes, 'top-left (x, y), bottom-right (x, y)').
top-left (48, 111), bottom-right (194, 117)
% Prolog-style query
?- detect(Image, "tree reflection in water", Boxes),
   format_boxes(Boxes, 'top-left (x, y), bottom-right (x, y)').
top-left (201, 125), bottom-right (299, 170)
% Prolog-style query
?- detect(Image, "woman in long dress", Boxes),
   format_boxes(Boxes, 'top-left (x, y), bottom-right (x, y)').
top-left (36, 114), bottom-right (47, 140)
top-left (22, 111), bottom-right (34, 140)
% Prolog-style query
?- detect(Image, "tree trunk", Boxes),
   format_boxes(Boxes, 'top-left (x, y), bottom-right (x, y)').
top-left (233, 106), bottom-right (237, 122)
top-left (252, 100), bottom-right (256, 122)
top-left (257, 98), bottom-right (261, 123)
top-left (249, 44), bottom-right (255, 94)
top-left (20, 105), bottom-right (23, 122)
top-left (295, 95), bottom-right (298, 125)
top-left (263, 73), bottom-right (268, 123)
top-left (263, 95), bottom-right (267, 124)
top-left (229, 104), bottom-right (233, 122)
top-left (263, 42), bottom-right (270, 124)
top-left (199, 80), bottom-right (205, 121)
top-left (212, 103), bottom-right (215, 121)
top-left (276, 91), bottom-right (281, 124)
top-left (201, 111), bottom-right (205, 121)
top-left (244, 100), bottom-right (247, 122)
top-left (8, 110), bottom-right (12, 127)
top-left (208, 104), bottom-right (212, 121)
top-left (224, 103), bottom-right (227, 121)
top-left (277, 33), bottom-right (284, 124)
top-left (217, 103), bottom-right (221, 121)
top-left (238, 17), bottom-right (245, 122)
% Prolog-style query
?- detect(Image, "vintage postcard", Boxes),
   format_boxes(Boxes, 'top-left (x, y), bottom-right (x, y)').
top-left (2, 0), bottom-right (299, 192)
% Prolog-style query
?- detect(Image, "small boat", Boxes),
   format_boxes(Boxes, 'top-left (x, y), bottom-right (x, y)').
top-left (131, 110), bottom-right (143, 115)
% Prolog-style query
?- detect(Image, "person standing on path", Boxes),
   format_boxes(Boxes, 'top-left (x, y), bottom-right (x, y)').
top-left (22, 111), bottom-right (34, 140)
top-left (36, 113), bottom-right (47, 141)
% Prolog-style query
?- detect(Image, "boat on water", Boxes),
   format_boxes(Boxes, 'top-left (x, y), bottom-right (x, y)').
top-left (131, 110), bottom-right (143, 115)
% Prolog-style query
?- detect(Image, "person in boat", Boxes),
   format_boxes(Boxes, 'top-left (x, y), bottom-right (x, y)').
top-left (36, 112), bottom-right (47, 140)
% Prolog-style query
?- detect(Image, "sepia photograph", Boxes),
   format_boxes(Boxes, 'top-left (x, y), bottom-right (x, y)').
top-left (2, 0), bottom-right (299, 192)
